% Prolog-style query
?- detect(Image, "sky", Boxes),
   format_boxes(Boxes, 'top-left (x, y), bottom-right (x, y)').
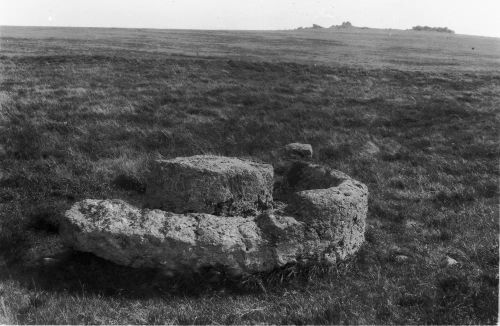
top-left (1, 0), bottom-right (499, 38)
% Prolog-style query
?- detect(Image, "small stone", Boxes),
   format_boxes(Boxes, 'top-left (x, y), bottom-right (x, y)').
top-left (395, 255), bottom-right (409, 263)
top-left (443, 256), bottom-right (458, 267)
top-left (283, 143), bottom-right (313, 160)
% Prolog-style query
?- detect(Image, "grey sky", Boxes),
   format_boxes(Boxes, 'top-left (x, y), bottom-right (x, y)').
top-left (1, 0), bottom-right (499, 37)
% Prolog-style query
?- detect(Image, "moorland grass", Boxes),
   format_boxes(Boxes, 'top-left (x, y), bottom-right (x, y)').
top-left (0, 27), bottom-right (498, 324)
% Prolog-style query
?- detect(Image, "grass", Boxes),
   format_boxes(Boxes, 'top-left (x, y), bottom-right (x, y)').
top-left (0, 26), bottom-right (498, 324)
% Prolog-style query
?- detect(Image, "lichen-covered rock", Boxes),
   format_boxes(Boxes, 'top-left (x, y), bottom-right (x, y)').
top-left (61, 199), bottom-right (324, 274)
top-left (61, 183), bottom-right (366, 275)
top-left (287, 178), bottom-right (368, 260)
top-left (61, 154), bottom-right (368, 275)
top-left (283, 143), bottom-right (313, 160)
top-left (61, 199), bottom-right (277, 274)
top-left (274, 161), bottom-right (368, 260)
top-left (145, 155), bottom-right (274, 216)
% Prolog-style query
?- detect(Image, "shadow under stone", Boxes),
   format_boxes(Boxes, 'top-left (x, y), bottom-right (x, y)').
top-left (0, 250), bottom-right (256, 298)
top-left (0, 249), bottom-right (349, 300)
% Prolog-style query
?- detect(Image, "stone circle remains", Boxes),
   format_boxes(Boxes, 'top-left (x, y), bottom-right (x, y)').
top-left (61, 143), bottom-right (368, 275)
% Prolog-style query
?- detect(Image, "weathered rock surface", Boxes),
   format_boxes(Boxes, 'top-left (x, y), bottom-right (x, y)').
top-left (62, 180), bottom-right (367, 274)
top-left (283, 143), bottom-right (313, 160)
top-left (62, 199), bottom-right (272, 274)
top-left (145, 155), bottom-right (274, 216)
top-left (61, 153), bottom-right (368, 275)
top-left (61, 199), bottom-right (315, 274)
top-left (284, 163), bottom-right (368, 261)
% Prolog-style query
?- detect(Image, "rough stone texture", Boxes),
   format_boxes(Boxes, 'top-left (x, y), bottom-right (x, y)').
top-left (287, 178), bottom-right (368, 261)
top-left (61, 154), bottom-right (368, 275)
top-left (62, 199), bottom-right (270, 274)
top-left (283, 143), bottom-right (313, 160)
top-left (61, 199), bottom-right (310, 274)
top-left (61, 190), bottom-right (366, 275)
top-left (145, 155), bottom-right (274, 216)
top-left (273, 161), bottom-right (367, 261)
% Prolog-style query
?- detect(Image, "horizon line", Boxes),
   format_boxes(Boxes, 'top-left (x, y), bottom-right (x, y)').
top-left (1, 24), bottom-right (499, 39)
